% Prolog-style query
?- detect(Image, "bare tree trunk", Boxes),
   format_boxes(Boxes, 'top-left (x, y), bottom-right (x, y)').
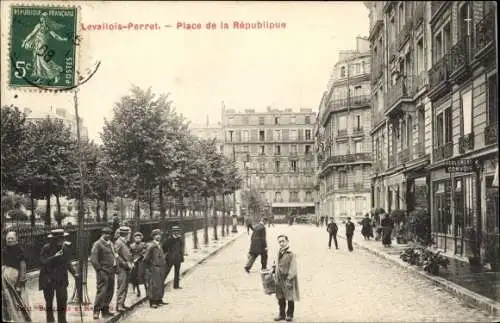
top-left (30, 191), bottom-right (36, 227)
top-left (103, 191), bottom-right (108, 222)
top-left (213, 193), bottom-right (218, 241)
top-left (149, 188), bottom-right (153, 219)
top-left (96, 199), bottom-right (101, 222)
top-left (221, 193), bottom-right (225, 237)
top-left (204, 195), bottom-right (209, 245)
top-left (159, 182), bottom-right (166, 219)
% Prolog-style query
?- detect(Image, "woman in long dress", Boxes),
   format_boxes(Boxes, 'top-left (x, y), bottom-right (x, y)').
top-left (129, 232), bottom-right (147, 297)
top-left (381, 213), bottom-right (395, 247)
top-left (2, 231), bottom-right (32, 322)
top-left (21, 12), bottom-right (68, 84)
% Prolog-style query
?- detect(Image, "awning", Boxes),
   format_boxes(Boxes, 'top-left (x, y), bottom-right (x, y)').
top-left (271, 202), bottom-right (315, 208)
top-left (493, 164), bottom-right (499, 187)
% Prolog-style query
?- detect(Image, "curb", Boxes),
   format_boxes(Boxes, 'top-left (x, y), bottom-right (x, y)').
top-left (104, 232), bottom-right (244, 323)
top-left (338, 234), bottom-right (500, 318)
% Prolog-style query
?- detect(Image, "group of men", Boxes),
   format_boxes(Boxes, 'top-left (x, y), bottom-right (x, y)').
top-left (37, 225), bottom-right (184, 323)
top-left (325, 217), bottom-right (355, 252)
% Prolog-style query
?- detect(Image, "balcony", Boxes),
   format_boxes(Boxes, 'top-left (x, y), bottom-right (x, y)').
top-left (428, 54), bottom-right (451, 101)
top-left (385, 76), bottom-right (417, 116)
top-left (415, 70), bottom-right (429, 93)
top-left (388, 153), bottom-right (399, 168)
top-left (458, 132), bottom-right (474, 154)
top-left (398, 147), bottom-right (410, 164)
top-left (474, 10), bottom-right (496, 64)
top-left (338, 129), bottom-right (348, 137)
top-left (433, 141), bottom-right (453, 162)
top-left (413, 142), bottom-right (426, 159)
top-left (414, 3), bottom-right (425, 26)
top-left (398, 21), bottom-right (413, 49)
top-left (484, 123), bottom-right (498, 146)
top-left (449, 35), bottom-right (471, 85)
top-left (328, 95), bottom-right (371, 112)
top-left (352, 127), bottom-right (364, 136)
top-left (321, 153), bottom-right (372, 169)
top-left (373, 159), bottom-right (384, 173)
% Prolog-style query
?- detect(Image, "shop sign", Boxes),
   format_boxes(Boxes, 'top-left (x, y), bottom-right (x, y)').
top-left (445, 159), bottom-right (475, 173)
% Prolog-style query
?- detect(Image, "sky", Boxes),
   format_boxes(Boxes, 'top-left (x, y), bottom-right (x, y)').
top-left (1, 1), bottom-right (369, 142)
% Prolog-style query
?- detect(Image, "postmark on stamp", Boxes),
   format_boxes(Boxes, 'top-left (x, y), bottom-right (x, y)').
top-left (9, 5), bottom-right (79, 90)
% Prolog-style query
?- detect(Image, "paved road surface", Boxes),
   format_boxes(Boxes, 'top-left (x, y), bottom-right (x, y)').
top-left (123, 224), bottom-right (493, 322)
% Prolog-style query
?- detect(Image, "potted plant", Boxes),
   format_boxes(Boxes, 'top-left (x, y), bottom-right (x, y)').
top-left (483, 230), bottom-right (500, 271)
top-left (464, 226), bottom-right (481, 268)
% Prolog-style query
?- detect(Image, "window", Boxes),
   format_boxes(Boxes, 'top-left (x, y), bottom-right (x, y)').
top-left (290, 130), bottom-right (297, 140)
top-left (398, 2), bottom-right (405, 30)
top-left (355, 196), bottom-right (365, 216)
top-left (461, 89), bottom-right (472, 135)
top-left (290, 116), bottom-right (296, 124)
top-left (290, 191), bottom-right (299, 202)
top-left (339, 196), bottom-right (347, 216)
top-left (354, 115), bottom-right (361, 130)
top-left (417, 38), bottom-right (424, 74)
top-left (444, 107), bottom-right (452, 143)
top-left (291, 144), bottom-right (297, 153)
top-left (305, 129), bottom-right (311, 140)
top-left (305, 191), bottom-right (312, 201)
top-left (436, 113), bottom-right (444, 146)
top-left (275, 191), bottom-right (282, 202)
top-left (259, 130), bottom-right (265, 141)
top-left (355, 167), bottom-right (363, 184)
top-left (454, 176), bottom-right (474, 239)
top-left (434, 181), bottom-right (452, 234)
top-left (274, 130), bottom-right (281, 141)
top-left (275, 160), bottom-right (280, 171)
top-left (242, 145), bottom-right (248, 153)
top-left (259, 162), bottom-right (265, 171)
top-left (375, 138), bottom-right (380, 160)
top-left (458, 2), bottom-right (472, 40)
top-left (305, 160), bottom-right (312, 169)
top-left (338, 116), bottom-right (347, 130)
top-left (228, 130), bottom-right (234, 142)
top-left (291, 161), bottom-right (297, 172)
top-left (339, 172), bottom-right (347, 188)
top-left (274, 117), bottom-right (279, 125)
top-left (354, 85), bottom-right (362, 96)
top-left (354, 141), bottom-right (363, 153)
top-left (260, 145), bottom-right (265, 155)
top-left (242, 130), bottom-right (249, 142)
top-left (305, 116), bottom-right (311, 124)
top-left (340, 66), bottom-right (346, 78)
top-left (275, 145), bottom-right (281, 155)
top-left (487, 73), bottom-right (498, 125)
top-left (305, 145), bottom-right (311, 155)
top-left (259, 117), bottom-right (265, 125)
top-left (274, 175), bottom-right (280, 186)
top-left (355, 63), bottom-right (361, 74)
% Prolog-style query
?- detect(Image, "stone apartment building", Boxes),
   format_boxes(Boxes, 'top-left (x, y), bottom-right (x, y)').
top-left (189, 116), bottom-right (224, 154)
top-left (316, 37), bottom-right (373, 222)
top-left (221, 106), bottom-right (317, 219)
top-left (365, 1), bottom-right (498, 260)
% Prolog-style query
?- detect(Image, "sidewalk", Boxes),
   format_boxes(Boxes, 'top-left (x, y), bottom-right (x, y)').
top-left (337, 227), bottom-right (500, 317)
top-left (24, 228), bottom-right (245, 323)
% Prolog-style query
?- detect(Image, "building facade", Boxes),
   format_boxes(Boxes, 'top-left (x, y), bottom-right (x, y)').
top-left (23, 106), bottom-right (89, 139)
top-left (365, 1), bottom-right (498, 261)
top-left (221, 106), bottom-right (317, 219)
top-left (189, 116), bottom-right (224, 154)
top-left (316, 37), bottom-right (373, 222)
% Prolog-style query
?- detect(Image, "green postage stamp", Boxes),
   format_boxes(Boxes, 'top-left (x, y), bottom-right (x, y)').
top-left (9, 5), bottom-right (79, 90)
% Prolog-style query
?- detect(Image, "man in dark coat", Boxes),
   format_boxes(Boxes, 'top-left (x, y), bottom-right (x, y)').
top-left (162, 226), bottom-right (185, 289)
top-left (326, 218), bottom-right (339, 250)
top-left (114, 226), bottom-right (133, 312)
top-left (345, 217), bottom-right (355, 252)
top-left (244, 217), bottom-right (268, 273)
top-left (90, 227), bottom-right (117, 320)
top-left (39, 229), bottom-right (79, 323)
top-left (144, 229), bottom-right (167, 308)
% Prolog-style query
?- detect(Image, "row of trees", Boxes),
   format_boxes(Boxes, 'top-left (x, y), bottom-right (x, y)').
top-left (1, 86), bottom-right (242, 239)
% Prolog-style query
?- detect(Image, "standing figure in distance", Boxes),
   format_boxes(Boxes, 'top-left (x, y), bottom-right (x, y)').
top-left (381, 212), bottom-right (395, 247)
top-left (129, 232), bottom-right (147, 297)
top-left (326, 218), bottom-right (339, 250)
top-left (361, 213), bottom-right (373, 240)
top-left (244, 217), bottom-right (268, 273)
top-left (90, 227), bottom-right (117, 320)
top-left (163, 226), bottom-right (185, 289)
top-left (114, 226), bottom-right (133, 312)
top-left (144, 229), bottom-right (167, 308)
top-left (345, 217), bottom-right (355, 252)
top-left (39, 229), bottom-right (79, 323)
top-left (273, 234), bottom-right (300, 322)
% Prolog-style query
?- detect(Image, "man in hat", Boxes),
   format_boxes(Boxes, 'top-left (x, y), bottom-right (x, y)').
top-left (244, 217), bottom-right (268, 273)
top-left (39, 229), bottom-right (79, 323)
top-left (115, 226), bottom-right (133, 312)
top-left (144, 229), bottom-right (167, 308)
top-left (162, 226), bottom-right (185, 289)
top-left (345, 217), bottom-right (355, 252)
top-left (90, 227), bottom-right (117, 320)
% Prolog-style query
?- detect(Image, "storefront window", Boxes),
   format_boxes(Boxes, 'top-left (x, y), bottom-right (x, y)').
top-left (434, 181), bottom-right (451, 234)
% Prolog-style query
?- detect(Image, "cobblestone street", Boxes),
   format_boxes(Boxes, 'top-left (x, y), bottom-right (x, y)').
top-left (123, 224), bottom-right (494, 322)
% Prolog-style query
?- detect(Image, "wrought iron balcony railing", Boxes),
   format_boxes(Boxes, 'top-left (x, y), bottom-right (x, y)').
top-left (338, 129), bottom-right (348, 137)
top-left (388, 153), bottom-right (399, 168)
top-left (321, 153), bottom-right (372, 169)
top-left (398, 147), bottom-right (410, 164)
top-left (475, 10), bottom-right (496, 56)
top-left (352, 127), bottom-right (364, 136)
top-left (449, 35), bottom-right (471, 79)
top-left (386, 75), bottom-right (417, 112)
top-left (413, 142), bottom-right (426, 159)
top-left (398, 21), bottom-right (413, 49)
top-left (484, 123), bottom-right (498, 146)
top-left (429, 54), bottom-right (450, 90)
top-left (373, 159), bottom-right (384, 173)
top-left (458, 132), bottom-right (474, 154)
top-left (433, 141), bottom-right (453, 162)
top-left (328, 95), bottom-right (371, 111)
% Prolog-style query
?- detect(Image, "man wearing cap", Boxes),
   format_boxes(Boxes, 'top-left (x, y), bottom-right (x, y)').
top-left (345, 217), bottom-right (355, 252)
top-left (90, 227), bottom-right (117, 320)
top-left (39, 229), bottom-right (79, 323)
top-left (144, 229), bottom-right (167, 308)
top-left (115, 226), bottom-right (133, 312)
top-left (162, 226), bottom-right (184, 289)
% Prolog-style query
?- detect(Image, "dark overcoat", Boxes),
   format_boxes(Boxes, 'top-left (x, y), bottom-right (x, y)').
top-left (39, 242), bottom-right (74, 290)
top-left (163, 236), bottom-right (184, 265)
top-left (275, 248), bottom-right (300, 301)
top-left (249, 222), bottom-right (267, 254)
top-left (143, 241), bottom-right (166, 300)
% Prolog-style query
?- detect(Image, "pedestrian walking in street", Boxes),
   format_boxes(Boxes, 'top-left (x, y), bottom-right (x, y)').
top-left (244, 217), bottom-right (268, 273)
top-left (39, 229), bottom-right (79, 323)
top-left (381, 213), bottom-right (395, 247)
top-left (162, 226), bottom-right (185, 289)
top-left (361, 213), bottom-right (373, 240)
top-left (2, 231), bottom-right (32, 323)
top-left (345, 217), bottom-right (355, 252)
top-left (115, 226), bottom-right (133, 312)
top-left (273, 234), bottom-right (300, 322)
top-left (129, 232), bottom-right (147, 297)
top-left (90, 227), bottom-right (117, 320)
top-left (326, 218), bottom-right (338, 250)
top-left (144, 229), bottom-right (167, 308)
top-left (246, 217), bottom-right (253, 235)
